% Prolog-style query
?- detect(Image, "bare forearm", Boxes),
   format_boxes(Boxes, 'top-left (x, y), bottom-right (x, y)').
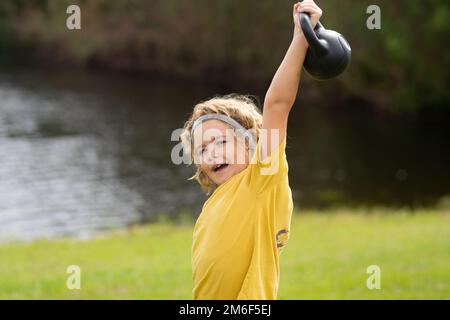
top-left (264, 30), bottom-right (309, 108)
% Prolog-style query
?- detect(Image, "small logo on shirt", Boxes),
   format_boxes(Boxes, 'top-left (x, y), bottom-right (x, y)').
top-left (276, 229), bottom-right (289, 248)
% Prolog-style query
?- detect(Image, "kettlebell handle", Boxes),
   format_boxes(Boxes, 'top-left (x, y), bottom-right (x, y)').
top-left (299, 13), bottom-right (328, 57)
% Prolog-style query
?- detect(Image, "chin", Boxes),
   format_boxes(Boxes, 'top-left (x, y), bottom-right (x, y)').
top-left (212, 170), bottom-right (235, 186)
top-left (214, 175), bottom-right (232, 186)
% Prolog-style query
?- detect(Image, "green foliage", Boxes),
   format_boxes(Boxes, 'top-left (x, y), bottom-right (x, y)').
top-left (0, 0), bottom-right (449, 113)
top-left (0, 3), bottom-right (14, 61)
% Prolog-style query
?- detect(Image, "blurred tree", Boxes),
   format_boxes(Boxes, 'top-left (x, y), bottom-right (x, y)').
top-left (0, 0), bottom-right (448, 114)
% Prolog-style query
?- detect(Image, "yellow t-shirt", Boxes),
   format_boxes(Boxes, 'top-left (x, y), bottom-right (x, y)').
top-left (192, 138), bottom-right (293, 300)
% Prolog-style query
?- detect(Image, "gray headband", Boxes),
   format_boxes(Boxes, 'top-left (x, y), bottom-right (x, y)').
top-left (190, 113), bottom-right (257, 153)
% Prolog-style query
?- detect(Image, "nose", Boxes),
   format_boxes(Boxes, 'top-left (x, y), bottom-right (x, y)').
top-left (204, 143), bottom-right (223, 165)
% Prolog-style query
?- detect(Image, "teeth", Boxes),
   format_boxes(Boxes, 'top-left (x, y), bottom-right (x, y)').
top-left (213, 164), bottom-right (227, 171)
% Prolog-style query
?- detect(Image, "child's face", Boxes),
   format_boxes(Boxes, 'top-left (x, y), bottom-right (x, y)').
top-left (192, 120), bottom-right (249, 186)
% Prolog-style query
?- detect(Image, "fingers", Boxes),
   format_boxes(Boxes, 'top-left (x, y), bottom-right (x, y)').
top-left (293, 2), bottom-right (301, 14)
top-left (297, 4), bottom-right (320, 13)
top-left (292, 0), bottom-right (322, 30)
top-left (299, 6), bottom-right (321, 15)
top-left (293, 1), bottom-right (321, 15)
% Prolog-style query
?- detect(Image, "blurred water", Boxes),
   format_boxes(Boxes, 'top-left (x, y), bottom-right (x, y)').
top-left (0, 68), bottom-right (207, 242)
top-left (0, 67), bottom-right (449, 242)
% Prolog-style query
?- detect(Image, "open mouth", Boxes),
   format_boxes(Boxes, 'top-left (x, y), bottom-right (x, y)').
top-left (212, 163), bottom-right (229, 172)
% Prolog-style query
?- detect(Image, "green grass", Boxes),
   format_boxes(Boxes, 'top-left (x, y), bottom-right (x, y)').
top-left (0, 208), bottom-right (448, 299)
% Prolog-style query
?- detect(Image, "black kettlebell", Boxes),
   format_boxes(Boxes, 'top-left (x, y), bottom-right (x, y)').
top-left (299, 13), bottom-right (351, 80)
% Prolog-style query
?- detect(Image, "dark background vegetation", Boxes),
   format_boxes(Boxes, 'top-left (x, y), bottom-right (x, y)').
top-left (1, 0), bottom-right (449, 115)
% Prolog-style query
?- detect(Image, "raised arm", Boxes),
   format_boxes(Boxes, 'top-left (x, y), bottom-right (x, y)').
top-left (261, 0), bottom-right (322, 160)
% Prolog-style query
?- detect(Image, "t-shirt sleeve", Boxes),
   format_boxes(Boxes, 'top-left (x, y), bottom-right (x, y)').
top-left (244, 138), bottom-right (289, 195)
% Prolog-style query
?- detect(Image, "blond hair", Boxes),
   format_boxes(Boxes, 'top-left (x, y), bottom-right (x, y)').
top-left (180, 94), bottom-right (263, 194)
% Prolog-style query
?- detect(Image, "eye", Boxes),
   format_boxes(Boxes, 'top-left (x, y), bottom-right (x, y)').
top-left (195, 146), bottom-right (205, 157)
top-left (216, 139), bottom-right (227, 146)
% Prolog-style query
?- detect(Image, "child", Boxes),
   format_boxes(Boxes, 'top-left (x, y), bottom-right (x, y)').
top-left (180, 1), bottom-right (322, 300)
